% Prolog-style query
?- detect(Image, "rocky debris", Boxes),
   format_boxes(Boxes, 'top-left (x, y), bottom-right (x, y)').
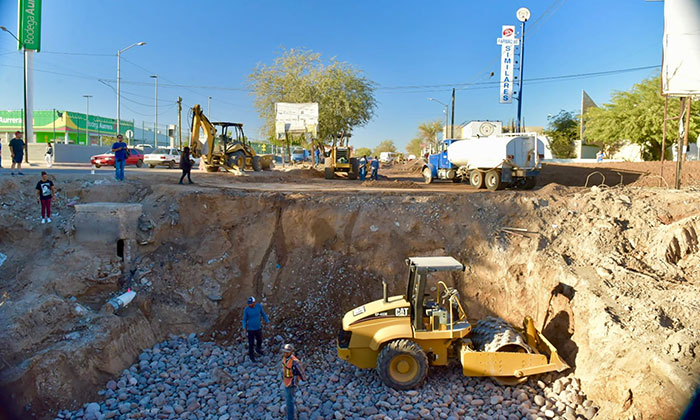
top-left (57, 336), bottom-right (598, 420)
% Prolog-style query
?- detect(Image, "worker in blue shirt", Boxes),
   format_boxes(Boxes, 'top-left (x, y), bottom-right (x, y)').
top-left (359, 155), bottom-right (368, 181)
top-left (242, 296), bottom-right (270, 362)
top-left (370, 156), bottom-right (380, 180)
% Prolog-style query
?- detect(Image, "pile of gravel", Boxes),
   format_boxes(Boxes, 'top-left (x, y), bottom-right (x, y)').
top-left (56, 334), bottom-right (598, 420)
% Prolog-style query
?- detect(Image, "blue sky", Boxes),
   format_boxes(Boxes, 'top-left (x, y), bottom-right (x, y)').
top-left (0, 0), bottom-right (664, 150)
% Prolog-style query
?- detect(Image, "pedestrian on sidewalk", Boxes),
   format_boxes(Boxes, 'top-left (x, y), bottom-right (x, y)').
top-left (281, 343), bottom-right (306, 420)
top-left (36, 171), bottom-right (55, 224)
top-left (45, 141), bottom-right (54, 168)
top-left (242, 296), bottom-right (270, 362)
top-left (9, 131), bottom-right (25, 176)
top-left (112, 134), bottom-right (128, 181)
top-left (179, 146), bottom-right (194, 184)
top-left (370, 155), bottom-right (380, 180)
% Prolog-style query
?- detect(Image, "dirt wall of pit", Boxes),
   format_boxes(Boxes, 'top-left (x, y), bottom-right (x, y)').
top-left (1, 178), bottom-right (699, 419)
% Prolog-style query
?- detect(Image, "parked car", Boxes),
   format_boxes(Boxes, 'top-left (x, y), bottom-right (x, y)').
top-left (144, 147), bottom-right (182, 169)
top-left (90, 149), bottom-right (144, 168)
top-left (134, 144), bottom-right (155, 154)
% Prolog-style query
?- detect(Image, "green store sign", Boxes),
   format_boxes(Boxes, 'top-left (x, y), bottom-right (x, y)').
top-left (18, 0), bottom-right (42, 51)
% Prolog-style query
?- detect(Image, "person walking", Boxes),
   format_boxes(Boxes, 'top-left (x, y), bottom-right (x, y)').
top-left (370, 156), bottom-right (380, 180)
top-left (281, 343), bottom-right (306, 420)
top-left (242, 296), bottom-right (270, 362)
top-left (36, 171), bottom-right (56, 224)
top-left (9, 131), bottom-right (25, 176)
top-left (44, 141), bottom-right (54, 168)
top-left (179, 146), bottom-right (194, 184)
top-left (359, 155), bottom-right (368, 181)
top-left (112, 134), bottom-right (128, 181)
top-left (314, 147), bottom-right (321, 166)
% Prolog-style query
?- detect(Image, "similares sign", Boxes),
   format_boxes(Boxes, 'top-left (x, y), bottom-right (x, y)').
top-left (497, 25), bottom-right (519, 104)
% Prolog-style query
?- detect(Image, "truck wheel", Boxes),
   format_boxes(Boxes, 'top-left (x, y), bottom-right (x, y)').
top-left (377, 339), bottom-right (429, 390)
top-left (485, 170), bottom-right (502, 191)
top-left (324, 167), bottom-right (334, 179)
top-left (422, 167), bottom-right (433, 184)
top-left (252, 156), bottom-right (262, 171)
top-left (523, 176), bottom-right (536, 190)
top-left (469, 171), bottom-right (485, 189)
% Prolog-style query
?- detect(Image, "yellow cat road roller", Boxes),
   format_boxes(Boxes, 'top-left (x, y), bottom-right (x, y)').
top-left (336, 256), bottom-right (569, 389)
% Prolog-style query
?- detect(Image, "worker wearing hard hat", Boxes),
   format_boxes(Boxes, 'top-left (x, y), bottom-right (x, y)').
top-left (242, 296), bottom-right (270, 362)
top-left (282, 343), bottom-right (306, 420)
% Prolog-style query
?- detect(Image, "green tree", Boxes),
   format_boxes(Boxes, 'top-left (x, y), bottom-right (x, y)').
top-left (584, 76), bottom-right (700, 160)
top-left (355, 147), bottom-right (372, 157)
top-left (543, 110), bottom-right (579, 158)
top-left (373, 140), bottom-right (397, 155)
top-left (406, 138), bottom-right (422, 157)
top-left (414, 120), bottom-right (443, 152)
top-left (248, 48), bottom-right (377, 145)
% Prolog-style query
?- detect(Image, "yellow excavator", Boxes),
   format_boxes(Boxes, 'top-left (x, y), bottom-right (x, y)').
top-left (337, 256), bottom-right (569, 389)
top-left (189, 104), bottom-right (272, 172)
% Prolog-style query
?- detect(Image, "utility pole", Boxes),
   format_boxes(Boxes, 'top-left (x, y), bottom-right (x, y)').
top-left (150, 75), bottom-right (158, 147)
top-left (177, 97), bottom-right (183, 150)
top-left (208, 96), bottom-right (212, 117)
top-left (515, 8), bottom-right (530, 132)
top-left (83, 95), bottom-right (92, 144)
top-left (451, 88), bottom-right (456, 139)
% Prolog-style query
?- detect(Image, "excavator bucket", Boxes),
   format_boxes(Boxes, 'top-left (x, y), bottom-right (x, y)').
top-left (460, 316), bottom-right (569, 382)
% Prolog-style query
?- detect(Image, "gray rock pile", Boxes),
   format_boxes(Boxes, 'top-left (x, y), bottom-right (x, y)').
top-left (56, 335), bottom-right (597, 420)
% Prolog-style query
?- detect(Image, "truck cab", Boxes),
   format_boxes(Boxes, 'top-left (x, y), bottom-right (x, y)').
top-left (423, 139), bottom-right (459, 184)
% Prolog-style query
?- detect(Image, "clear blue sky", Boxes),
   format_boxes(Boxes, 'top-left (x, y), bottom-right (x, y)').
top-left (0, 0), bottom-right (664, 150)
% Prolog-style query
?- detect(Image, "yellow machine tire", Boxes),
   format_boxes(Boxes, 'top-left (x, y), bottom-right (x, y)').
top-left (324, 167), bottom-right (334, 179)
top-left (377, 339), bottom-right (428, 390)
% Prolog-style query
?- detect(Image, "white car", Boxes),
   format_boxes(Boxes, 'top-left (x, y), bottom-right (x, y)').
top-left (144, 147), bottom-right (182, 169)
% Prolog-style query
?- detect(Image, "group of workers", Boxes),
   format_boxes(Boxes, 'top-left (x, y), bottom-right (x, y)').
top-left (358, 155), bottom-right (380, 181)
top-left (242, 296), bottom-right (305, 420)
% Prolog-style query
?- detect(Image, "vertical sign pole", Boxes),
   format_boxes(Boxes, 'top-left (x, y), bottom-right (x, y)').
top-left (516, 20), bottom-right (526, 132)
top-left (177, 97), bottom-right (182, 150)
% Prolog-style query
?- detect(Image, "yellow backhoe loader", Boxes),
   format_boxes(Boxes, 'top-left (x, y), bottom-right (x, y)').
top-left (324, 131), bottom-right (359, 180)
top-left (337, 256), bottom-right (569, 389)
top-left (189, 104), bottom-right (272, 172)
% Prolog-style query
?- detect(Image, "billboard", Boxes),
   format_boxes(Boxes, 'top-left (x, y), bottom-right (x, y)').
top-left (662, 0), bottom-right (700, 96)
top-left (18, 0), bottom-right (42, 51)
top-left (497, 25), bottom-right (519, 104)
top-left (274, 102), bottom-right (318, 140)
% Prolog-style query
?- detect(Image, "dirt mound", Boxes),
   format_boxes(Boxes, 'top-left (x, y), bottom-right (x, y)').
top-left (391, 159), bottom-right (425, 174)
top-left (1, 172), bottom-right (700, 419)
top-left (360, 179), bottom-right (420, 188)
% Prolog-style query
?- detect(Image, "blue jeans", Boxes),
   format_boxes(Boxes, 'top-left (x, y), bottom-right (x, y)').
top-left (115, 159), bottom-right (125, 180)
top-left (284, 385), bottom-right (296, 420)
top-left (359, 167), bottom-right (366, 181)
top-left (370, 168), bottom-right (377, 180)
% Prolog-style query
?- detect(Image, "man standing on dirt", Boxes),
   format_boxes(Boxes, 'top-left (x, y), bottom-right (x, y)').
top-left (9, 131), bottom-right (25, 176)
top-left (36, 171), bottom-right (56, 224)
top-left (242, 296), bottom-right (270, 362)
top-left (359, 155), bottom-right (368, 181)
top-left (112, 134), bottom-right (128, 181)
top-left (370, 156), bottom-right (379, 180)
top-left (281, 343), bottom-right (306, 420)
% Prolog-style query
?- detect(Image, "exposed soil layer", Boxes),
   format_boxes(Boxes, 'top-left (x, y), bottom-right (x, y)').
top-left (1, 165), bottom-right (699, 419)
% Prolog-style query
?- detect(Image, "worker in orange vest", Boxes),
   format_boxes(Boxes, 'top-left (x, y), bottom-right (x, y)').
top-left (282, 343), bottom-right (306, 420)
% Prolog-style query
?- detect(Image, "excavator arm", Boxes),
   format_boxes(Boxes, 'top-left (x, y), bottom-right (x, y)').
top-left (189, 104), bottom-right (217, 165)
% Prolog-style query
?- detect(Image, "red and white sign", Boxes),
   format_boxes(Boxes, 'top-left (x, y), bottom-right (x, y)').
top-left (497, 25), bottom-right (517, 104)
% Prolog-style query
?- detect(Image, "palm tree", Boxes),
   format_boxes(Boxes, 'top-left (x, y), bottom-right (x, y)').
top-left (416, 120), bottom-right (444, 153)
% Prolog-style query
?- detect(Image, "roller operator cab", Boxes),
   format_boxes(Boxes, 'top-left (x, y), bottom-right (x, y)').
top-left (337, 256), bottom-right (570, 390)
top-left (422, 134), bottom-right (544, 190)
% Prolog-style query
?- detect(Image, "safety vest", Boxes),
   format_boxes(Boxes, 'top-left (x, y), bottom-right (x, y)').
top-left (282, 355), bottom-right (302, 387)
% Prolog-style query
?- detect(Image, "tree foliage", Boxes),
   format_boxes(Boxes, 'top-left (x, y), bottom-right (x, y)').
top-left (405, 138), bottom-right (422, 156)
top-left (584, 76), bottom-right (700, 160)
top-left (354, 147), bottom-right (372, 157)
top-left (373, 140), bottom-right (397, 156)
top-left (411, 120), bottom-right (443, 153)
top-left (248, 48), bottom-right (377, 146)
top-left (543, 110), bottom-right (579, 158)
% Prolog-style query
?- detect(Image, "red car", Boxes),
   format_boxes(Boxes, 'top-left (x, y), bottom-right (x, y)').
top-left (90, 149), bottom-right (144, 168)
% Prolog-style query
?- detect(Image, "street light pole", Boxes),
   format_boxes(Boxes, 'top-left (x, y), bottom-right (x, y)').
top-left (208, 96), bottom-right (212, 117)
top-left (150, 75), bottom-right (158, 147)
top-left (428, 97), bottom-right (450, 142)
top-left (515, 8), bottom-right (531, 133)
top-left (0, 26), bottom-right (29, 163)
top-left (116, 41), bottom-right (146, 136)
top-left (83, 95), bottom-right (92, 144)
